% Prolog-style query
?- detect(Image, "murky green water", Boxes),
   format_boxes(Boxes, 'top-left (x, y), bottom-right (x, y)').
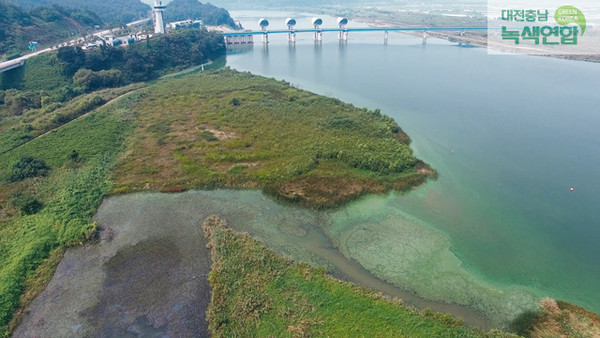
top-left (18, 191), bottom-right (532, 332)
top-left (19, 13), bottom-right (600, 331)
top-left (224, 10), bottom-right (600, 323)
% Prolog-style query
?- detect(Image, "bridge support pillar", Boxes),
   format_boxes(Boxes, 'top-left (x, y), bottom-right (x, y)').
top-left (288, 32), bottom-right (296, 43)
top-left (338, 25), bottom-right (348, 41)
top-left (263, 33), bottom-right (269, 44)
top-left (384, 30), bottom-right (389, 44)
top-left (314, 31), bottom-right (322, 42)
top-left (422, 31), bottom-right (428, 45)
top-left (338, 30), bottom-right (348, 42)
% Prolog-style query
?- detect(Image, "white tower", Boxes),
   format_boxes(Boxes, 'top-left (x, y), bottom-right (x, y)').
top-left (337, 17), bottom-right (348, 41)
top-left (312, 18), bottom-right (323, 42)
top-left (286, 18), bottom-right (296, 43)
top-left (153, 1), bottom-right (166, 34)
top-left (259, 18), bottom-right (269, 44)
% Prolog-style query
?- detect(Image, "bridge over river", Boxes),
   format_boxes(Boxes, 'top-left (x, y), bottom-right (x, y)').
top-left (222, 17), bottom-right (488, 45)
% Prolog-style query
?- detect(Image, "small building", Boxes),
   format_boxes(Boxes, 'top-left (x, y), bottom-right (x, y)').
top-left (167, 20), bottom-right (203, 30)
top-left (82, 44), bottom-right (99, 50)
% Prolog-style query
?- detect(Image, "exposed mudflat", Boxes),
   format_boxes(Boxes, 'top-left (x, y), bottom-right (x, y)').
top-left (15, 190), bottom-right (503, 336)
top-left (14, 193), bottom-right (212, 337)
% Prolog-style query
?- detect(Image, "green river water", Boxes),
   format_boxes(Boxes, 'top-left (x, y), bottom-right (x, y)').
top-left (17, 11), bottom-right (600, 333)
top-left (223, 10), bottom-right (600, 325)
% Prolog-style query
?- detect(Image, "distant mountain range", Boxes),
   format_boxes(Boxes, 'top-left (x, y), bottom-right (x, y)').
top-left (1, 0), bottom-right (237, 58)
top-left (10, 0), bottom-right (151, 24)
top-left (0, 1), bottom-right (101, 58)
top-left (163, 0), bottom-right (236, 27)
top-left (9, 0), bottom-right (237, 27)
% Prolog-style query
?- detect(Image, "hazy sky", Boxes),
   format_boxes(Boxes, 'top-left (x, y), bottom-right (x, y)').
top-left (143, 0), bottom-right (598, 21)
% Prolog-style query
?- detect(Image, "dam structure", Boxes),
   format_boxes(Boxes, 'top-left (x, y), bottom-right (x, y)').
top-left (222, 17), bottom-right (487, 45)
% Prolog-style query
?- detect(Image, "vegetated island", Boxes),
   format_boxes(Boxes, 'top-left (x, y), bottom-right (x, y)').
top-left (112, 68), bottom-right (435, 208)
top-left (0, 34), bottom-right (598, 336)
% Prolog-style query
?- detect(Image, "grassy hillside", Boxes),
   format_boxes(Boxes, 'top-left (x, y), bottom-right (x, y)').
top-left (0, 91), bottom-right (142, 336)
top-left (0, 29), bottom-right (224, 156)
top-left (113, 68), bottom-right (434, 208)
top-left (202, 215), bottom-right (512, 337)
top-left (1, 29), bottom-right (225, 91)
top-left (0, 1), bottom-right (101, 59)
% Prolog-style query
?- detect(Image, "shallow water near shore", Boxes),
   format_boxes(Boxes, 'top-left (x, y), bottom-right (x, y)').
top-left (225, 10), bottom-right (600, 319)
top-left (17, 191), bottom-right (545, 333)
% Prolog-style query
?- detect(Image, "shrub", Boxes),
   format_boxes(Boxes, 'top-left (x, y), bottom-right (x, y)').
top-left (230, 97), bottom-right (240, 106)
top-left (325, 116), bottom-right (360, 130)
top-left (3, 90), bottom-right (42, 115)
top-left (51, 113), bottom-right (71, 125)
top-left (509, 310), bottom-right (547, 336)
top-left (9, 193), bottom-right (44, 215)
top-left (73, 69), bottom-right (123, 91)
top-left (65, 150), bottom-right (84, 168)
top-left (201, 130), bottom-right (219, 142)
top-left (9, 156), bottom-right (50, 182)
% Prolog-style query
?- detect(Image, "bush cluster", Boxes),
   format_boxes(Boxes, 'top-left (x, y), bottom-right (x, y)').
top-left (9, 193), bottom-right (44, 215)
top-left (9, 156), bottom-right (50, 182)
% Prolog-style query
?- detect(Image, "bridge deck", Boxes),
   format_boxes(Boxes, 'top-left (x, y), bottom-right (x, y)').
top-left (222, 27), bottom-right (488, 37)
top-left (0, 59), bottom-right (25, 73)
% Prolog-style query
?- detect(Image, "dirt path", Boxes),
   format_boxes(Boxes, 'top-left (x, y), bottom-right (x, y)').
top-left (36, 90), bottom-right (139, 140)
top-left (0, 90), bottom-right (140, 158)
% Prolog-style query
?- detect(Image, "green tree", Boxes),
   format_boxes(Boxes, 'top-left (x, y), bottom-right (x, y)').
top-left (9, 156), bottom-right (51, 182)
top-left (57, 46), bottom-right (86, 76)
top-left (73, 68), bottom-right (122, 91)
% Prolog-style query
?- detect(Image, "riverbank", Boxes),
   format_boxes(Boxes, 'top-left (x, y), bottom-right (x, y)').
top-left (12, 192), bottom-right (499, 336)
top-left (4, 54), bottom-right (600, 336)
top-left (203, 214), bottom-right (500, 337)
top-left (0, 67), bottom-right (432, 334)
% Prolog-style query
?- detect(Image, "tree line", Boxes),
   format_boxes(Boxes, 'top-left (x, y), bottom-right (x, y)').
top-left (61, 29), bottom-right (226, 87)
top-left (0, 29), bottom-right (225, 116)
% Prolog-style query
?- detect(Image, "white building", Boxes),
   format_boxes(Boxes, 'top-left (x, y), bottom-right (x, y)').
top-left (153, 1), bottom-right (166, 34)
top-left (167, 20), bottom-right (203, 30)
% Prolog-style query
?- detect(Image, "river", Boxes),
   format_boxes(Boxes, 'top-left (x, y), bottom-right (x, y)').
top-left (225, 10), bottom-right (600, 322)
top-left (16, 11), bottom-right (600, 334)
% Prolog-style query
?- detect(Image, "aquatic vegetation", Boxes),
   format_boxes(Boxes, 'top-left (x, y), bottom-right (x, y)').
top-left (203, 215), bottom-right (509, 337)
top-left (113, 68), bottom-right (433, 207)
top-left (321, 195), bottom-right (540, 329)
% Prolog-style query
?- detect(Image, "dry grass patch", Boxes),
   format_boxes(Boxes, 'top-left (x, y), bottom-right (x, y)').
top-left (513, 298), bottom-right (600, 338)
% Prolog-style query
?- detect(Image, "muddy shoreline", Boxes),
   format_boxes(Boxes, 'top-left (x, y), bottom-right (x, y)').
top-left (15, 191), bottom-right (494, 336)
